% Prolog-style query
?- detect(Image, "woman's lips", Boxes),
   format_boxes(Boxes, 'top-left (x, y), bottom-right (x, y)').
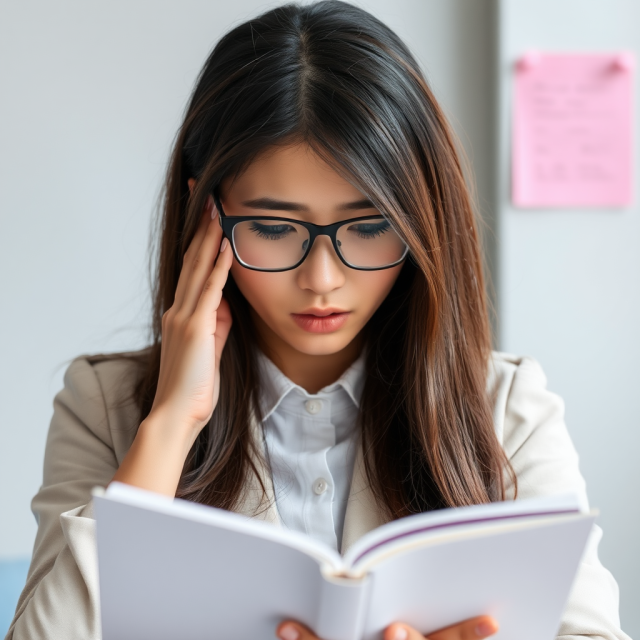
top-left (291, 312), bottom-right (350, 333)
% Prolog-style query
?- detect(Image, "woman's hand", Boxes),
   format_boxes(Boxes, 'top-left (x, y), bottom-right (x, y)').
top-left (275, 615), bottom-right (499, 640)
top-left (150, 195), bottom-right (233, 434)
top-left (110, 196), bottom-right (234, 496)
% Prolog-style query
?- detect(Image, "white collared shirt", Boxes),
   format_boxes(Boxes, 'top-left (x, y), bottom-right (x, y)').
top-left (256, 349), bottom-right (365, 552)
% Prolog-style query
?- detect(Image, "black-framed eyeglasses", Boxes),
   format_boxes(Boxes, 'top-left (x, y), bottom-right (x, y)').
top-left (212, 192), bottom-right (409, 272)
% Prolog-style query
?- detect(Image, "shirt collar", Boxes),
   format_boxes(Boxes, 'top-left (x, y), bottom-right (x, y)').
top-left (256, 347), bottom-right (367, 422)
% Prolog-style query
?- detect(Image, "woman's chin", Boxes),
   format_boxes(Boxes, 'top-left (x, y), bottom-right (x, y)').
top-left (279, 325), bottom-right (361, 357)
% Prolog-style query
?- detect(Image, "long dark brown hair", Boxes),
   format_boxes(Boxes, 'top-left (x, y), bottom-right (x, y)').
top-left (89, 0), bottom-right (515, 520)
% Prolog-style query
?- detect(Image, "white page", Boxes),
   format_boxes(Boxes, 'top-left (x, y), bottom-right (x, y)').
top-left (101, 481), bottom-right (341, 567)
top-left (344, 493), bottom-right (583, 571)
top-left (94, 484), bottom-right (342, 640)
top-left (360, 513), bottom-right (595, 640)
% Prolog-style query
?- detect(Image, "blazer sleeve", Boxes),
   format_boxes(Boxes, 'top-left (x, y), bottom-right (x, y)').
top-left (6, 356), bottom-right (121, 640)
top-left (499, 355), bottom-right (630, 640)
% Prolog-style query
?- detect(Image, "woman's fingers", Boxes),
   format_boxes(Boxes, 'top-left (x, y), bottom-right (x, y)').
top-left (173, 197), bottom-right (215, 310)
top-left (384, 623), bottom-right (426, 640)
top-left (211, 295), bottom-right (233, 364)
top-left (428, 615), bottom-right (498, 640)
top-left (193, 235), bottom-right (234, 328)
top-left (274, 615), bottom-right (499, 640)
top-left (179, 207), bottom-right (225, 315)
top-left (384, 616), bottom-right (499, 640)
top-left (276, 621), bottom-right (321, 640)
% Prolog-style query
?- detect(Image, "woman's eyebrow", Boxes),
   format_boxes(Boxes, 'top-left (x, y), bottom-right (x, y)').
top-left (240, 197), bottom-right (377, 211)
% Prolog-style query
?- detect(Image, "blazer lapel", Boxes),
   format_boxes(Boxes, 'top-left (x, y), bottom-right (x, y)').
top-left (233, 410), bottom-right (282, 526)
top-left (341, 438), bottom-right (388, 554)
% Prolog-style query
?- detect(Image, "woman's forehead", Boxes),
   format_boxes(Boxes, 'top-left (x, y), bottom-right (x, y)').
top-left (221, 142), bottom-right (367, 207)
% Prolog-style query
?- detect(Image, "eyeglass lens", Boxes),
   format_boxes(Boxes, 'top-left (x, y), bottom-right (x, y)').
top-left (231, 218), bottom-right (406, 270)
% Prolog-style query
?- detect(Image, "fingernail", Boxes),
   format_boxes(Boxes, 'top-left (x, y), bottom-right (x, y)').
top-left (475, 621), bottom-right (496, 637)
top-left (220, 238), bottom-right (229, 252)
top-left (278, 624), bottom-right (299, 640)
top-left (393, 627), bottom-right (408, 640)
top-left (211, 204), bottom-right (218, 220)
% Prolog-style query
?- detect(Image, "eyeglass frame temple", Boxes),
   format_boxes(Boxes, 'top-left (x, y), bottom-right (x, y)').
top-left (210, 190), bottom-right (409, 272)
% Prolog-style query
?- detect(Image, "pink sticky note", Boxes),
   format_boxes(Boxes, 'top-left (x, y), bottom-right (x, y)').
top-left (512, 52), bottom-right (634, 208)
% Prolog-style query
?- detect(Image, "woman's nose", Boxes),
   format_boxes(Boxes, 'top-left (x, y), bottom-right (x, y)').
top-left (295, 235), bottom-right (346, 294)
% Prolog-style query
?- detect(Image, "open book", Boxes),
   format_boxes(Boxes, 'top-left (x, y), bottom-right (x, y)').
top-left (93, 482), bottom-right (595, 640)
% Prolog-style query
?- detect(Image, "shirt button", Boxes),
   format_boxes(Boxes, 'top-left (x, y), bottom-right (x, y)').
top-left (304, 399), bottom-right (322, 414)
top-left (313, 477), bottom-right (329, 495)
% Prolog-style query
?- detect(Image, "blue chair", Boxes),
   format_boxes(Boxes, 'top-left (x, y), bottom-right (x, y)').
top-left (0, 558), bottom-right (30, 637)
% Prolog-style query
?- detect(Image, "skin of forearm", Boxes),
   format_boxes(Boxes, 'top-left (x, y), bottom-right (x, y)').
top-left (109, 409), bottom-right (198, 497)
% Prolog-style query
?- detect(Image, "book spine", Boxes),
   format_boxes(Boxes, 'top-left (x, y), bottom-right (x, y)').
top-left (315, 574), bottom-right (372, 640)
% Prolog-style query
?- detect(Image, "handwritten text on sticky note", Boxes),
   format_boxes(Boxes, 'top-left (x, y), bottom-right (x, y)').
top-left (512, 52), bottom-right (633, 208)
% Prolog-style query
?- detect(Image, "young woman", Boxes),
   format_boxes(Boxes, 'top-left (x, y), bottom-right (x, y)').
top-left (6, 2), bottom-right (628, 640)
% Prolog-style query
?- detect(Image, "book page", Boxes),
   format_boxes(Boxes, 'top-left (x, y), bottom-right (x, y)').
top-left (344, 493), bottom-right (583, 571)
top-left (360, 514), bottom-right (594, 640)
top-left (95, 483), bottom-right (343, 640)
top-left (102, 481), bottom-right (342, 568)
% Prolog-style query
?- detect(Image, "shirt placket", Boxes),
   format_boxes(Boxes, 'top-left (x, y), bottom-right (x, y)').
top-left (297, 394), bottom-right (338, 550)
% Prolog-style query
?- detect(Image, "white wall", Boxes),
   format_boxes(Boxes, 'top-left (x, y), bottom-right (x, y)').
top-left (497, 0), bottom-right (640, 635)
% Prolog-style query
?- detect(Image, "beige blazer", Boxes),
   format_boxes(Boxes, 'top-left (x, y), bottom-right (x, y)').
top-left (5, 351), bottom-right (630, 640)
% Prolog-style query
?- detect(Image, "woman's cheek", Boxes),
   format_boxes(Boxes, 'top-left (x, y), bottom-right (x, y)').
top-left (229, 263), bottom-right (293, 318)
top-left (352, 265), bottom-right (404, 315)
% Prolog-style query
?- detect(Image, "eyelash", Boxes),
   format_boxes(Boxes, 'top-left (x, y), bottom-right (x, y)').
top-left (246, 219), bottom-right (390, 241)
top-left (250, 223), bottom-right (296, 239)
top-left (349, 222), bottom-right (390, 238)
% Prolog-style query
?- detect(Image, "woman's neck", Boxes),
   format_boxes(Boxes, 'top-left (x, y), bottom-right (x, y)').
top-left (251, 310), bottom-right (365, 394)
